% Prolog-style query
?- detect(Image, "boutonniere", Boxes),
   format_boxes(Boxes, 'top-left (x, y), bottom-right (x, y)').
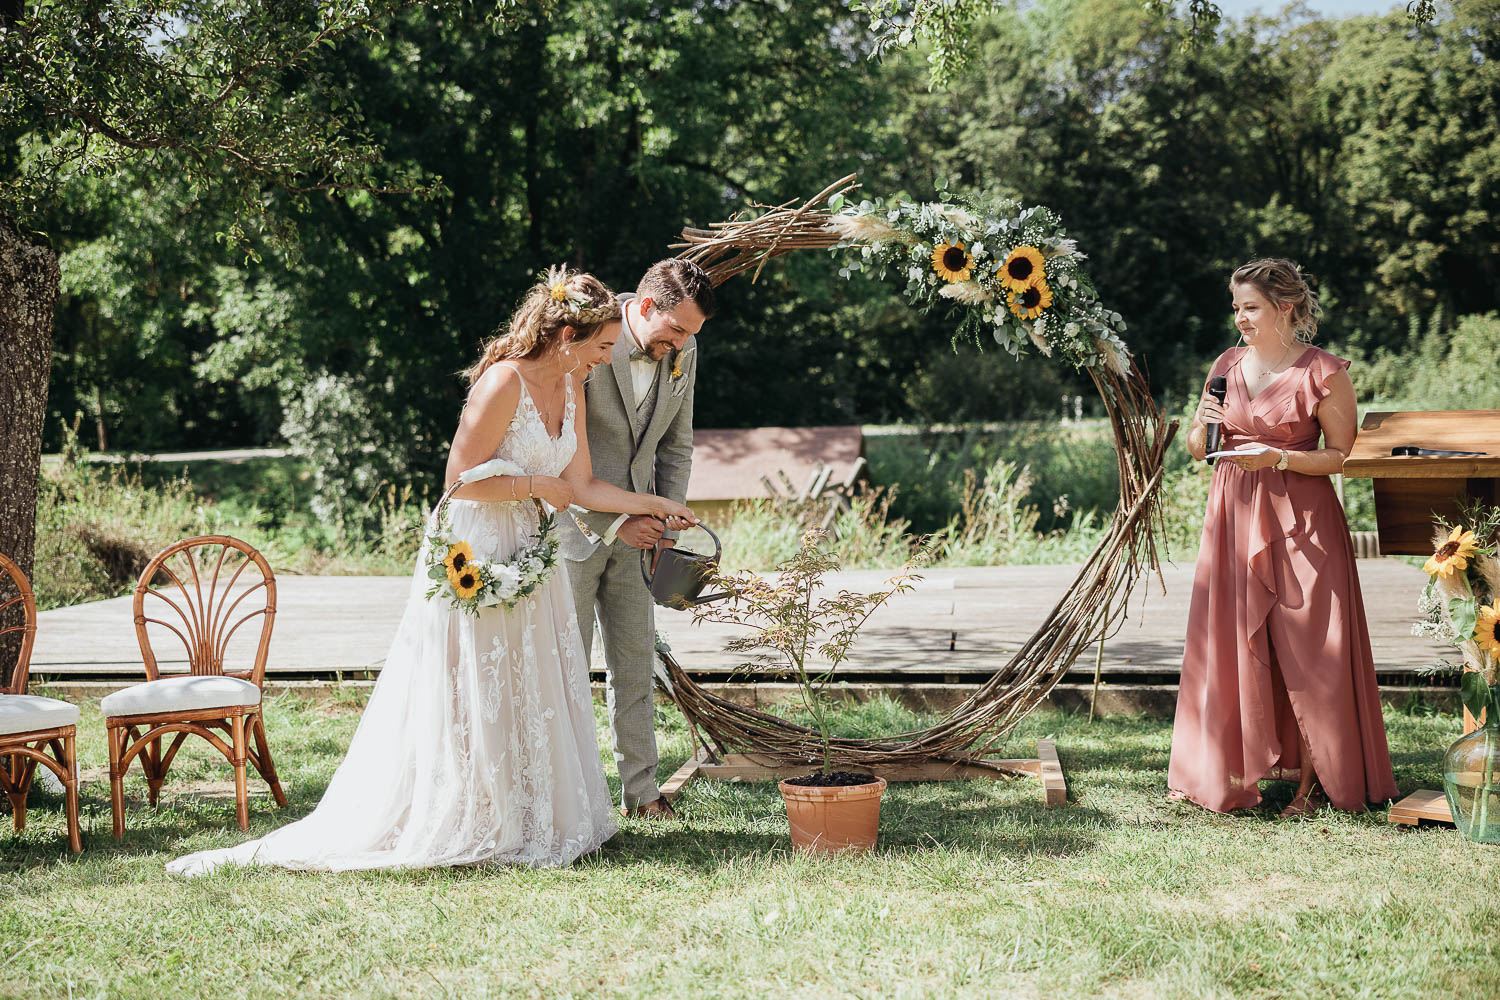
top-left (669, 351), bottom-right (684, 381)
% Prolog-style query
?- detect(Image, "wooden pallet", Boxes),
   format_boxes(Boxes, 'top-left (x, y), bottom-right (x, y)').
top-left (1388, 788), bottom-right (1454, 827)
top-left (661, 738), bottom-right (1067, 806)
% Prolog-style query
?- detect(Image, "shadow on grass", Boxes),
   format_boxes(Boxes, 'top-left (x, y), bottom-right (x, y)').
top-left (0, 780), bottom-right (327, 877)
top-left (6, 705), bottom-right (1425, 882)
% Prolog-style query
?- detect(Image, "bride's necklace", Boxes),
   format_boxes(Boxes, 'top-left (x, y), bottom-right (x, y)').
top-left (516, 367), bottom-right (567, 429)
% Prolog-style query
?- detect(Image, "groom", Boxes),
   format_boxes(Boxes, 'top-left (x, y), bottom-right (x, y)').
top-left (561, 258), bottom-right (715, 818)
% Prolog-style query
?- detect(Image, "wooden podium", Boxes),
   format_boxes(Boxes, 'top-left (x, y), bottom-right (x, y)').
top-left (1342, 409), bottom-right (1500, 555)
top-left (1343, 409), bottom-right (1500, 826)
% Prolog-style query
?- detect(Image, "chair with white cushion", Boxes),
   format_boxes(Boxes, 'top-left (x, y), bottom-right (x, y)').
top-left (0, 551), bottom-right (81, 853)
top-left (107, 535), bottom-right (286, 836)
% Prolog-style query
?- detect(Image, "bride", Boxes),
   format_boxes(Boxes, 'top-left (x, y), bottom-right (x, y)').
top-left (168, 267), bottom-right (695, 875)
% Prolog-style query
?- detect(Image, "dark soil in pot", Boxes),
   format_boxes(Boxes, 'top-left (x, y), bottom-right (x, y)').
top-left (784, 771), bottom-right (878, 787)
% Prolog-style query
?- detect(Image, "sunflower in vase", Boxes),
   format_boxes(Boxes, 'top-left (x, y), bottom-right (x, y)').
top-left (1414, 505), bottom-right (1500, 715)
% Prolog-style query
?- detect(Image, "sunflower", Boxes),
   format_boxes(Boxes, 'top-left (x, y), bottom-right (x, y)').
top-left (999, 245), bottom-right (1046, 291)
top-left (451, 565), bottom-right (484, 601)
top-left (1007, 279), bottom-right (1054, 321)
top-left (1477, 604), bottom-right (1500, 659)
top-left (443, 541), bottom-right (474, 576)
top-left (1424, 525), bottom-right (1481, 578)
top-left (930, 241), bottom-right (973, 282)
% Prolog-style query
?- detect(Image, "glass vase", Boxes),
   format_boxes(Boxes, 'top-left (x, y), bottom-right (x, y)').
top-left (1443, 685), bottom-right (1500, 844)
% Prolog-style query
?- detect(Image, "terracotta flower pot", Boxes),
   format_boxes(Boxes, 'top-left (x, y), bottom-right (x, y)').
top-left (777, 776), bottom-right (887, 854)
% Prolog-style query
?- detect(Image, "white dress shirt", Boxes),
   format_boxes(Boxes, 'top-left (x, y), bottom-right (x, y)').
top-left (625, 306), bottom-right (657, 410)
top-left (605, 301), bottom-right (657, 544)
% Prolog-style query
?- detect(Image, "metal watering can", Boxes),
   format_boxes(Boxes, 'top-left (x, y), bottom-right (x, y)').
top-left (641, 523), bottom-right (730, 609)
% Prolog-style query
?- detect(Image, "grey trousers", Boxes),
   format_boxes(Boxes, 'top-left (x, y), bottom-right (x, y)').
top-left (565, 539), bottom-right (660, 810)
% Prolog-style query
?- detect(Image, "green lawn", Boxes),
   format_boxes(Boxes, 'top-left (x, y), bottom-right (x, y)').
top-left (1, 694), bottom-right (1493, 1000)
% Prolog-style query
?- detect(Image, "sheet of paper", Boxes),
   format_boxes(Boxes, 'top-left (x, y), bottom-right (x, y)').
top-left (1205, 444), bottom-right (1272, 459)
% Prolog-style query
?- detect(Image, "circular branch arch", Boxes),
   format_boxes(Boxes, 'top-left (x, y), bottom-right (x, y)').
top-left (659, 175), bottom-right (1179, 768)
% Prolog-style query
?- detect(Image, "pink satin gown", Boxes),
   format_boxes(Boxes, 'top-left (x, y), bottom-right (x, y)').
top-left (1168, 346), bottom-right (1400, 812)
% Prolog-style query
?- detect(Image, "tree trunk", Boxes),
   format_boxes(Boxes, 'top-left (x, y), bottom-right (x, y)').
top-left (0, 213), bottom-right (59, 689)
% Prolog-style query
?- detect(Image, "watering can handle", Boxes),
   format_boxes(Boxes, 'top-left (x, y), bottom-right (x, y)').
top-left (641, 540), bottom-right (662, 586)
top-left (639, 521), bottom-right (722, 587)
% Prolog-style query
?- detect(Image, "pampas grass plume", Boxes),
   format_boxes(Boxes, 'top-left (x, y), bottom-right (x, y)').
top-left (826, 214), bottom-right (901, 245)
top-left (1094, 336), bottom-right (1131, 378)
top-left (938, 281), bottom-right (992, 305)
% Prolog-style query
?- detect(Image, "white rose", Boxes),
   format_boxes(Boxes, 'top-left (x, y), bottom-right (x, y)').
top-left (492, 564), bottom-right (522, 593)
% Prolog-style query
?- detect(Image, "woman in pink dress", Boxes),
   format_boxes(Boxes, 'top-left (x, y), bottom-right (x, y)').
top-left (1169, 258), bottom-right (1400, 817)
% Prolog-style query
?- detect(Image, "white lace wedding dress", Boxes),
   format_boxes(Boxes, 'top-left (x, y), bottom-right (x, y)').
top-left (167, 375), bottom-right (617, 875)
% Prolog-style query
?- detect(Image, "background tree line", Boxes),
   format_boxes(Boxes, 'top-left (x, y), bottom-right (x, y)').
top-left (34, 0), bottom-right (1500, 522)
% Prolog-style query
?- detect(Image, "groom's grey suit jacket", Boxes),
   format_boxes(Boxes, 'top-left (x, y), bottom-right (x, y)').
top-left (559, 298), bottom-right (697, 560)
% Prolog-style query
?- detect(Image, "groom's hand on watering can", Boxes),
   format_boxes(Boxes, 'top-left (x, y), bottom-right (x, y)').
top-left (616, 516), bottom-right (666, 550)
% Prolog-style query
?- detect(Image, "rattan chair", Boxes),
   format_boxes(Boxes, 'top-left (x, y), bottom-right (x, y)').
top-left (106, 535), bottom-right (286, 835)
top-left (0, 552), bottom-right (82, 853)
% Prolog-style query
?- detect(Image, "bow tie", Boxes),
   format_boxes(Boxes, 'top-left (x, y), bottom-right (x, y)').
top-left (629, 348), bottom-right (653, 363)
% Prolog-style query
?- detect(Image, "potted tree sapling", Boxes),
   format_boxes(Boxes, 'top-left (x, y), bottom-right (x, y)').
top-left (691, 528), bottom-right (922, 854)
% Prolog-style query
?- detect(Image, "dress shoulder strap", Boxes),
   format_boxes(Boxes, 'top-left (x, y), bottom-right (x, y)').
top-left (495, 361), bottom-right (535, 405)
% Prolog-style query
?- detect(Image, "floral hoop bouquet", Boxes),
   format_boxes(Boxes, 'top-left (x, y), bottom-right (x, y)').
top-left (423, 458), bottom-right (560, 616)
top-left (826, 184), bottom-right (1131, 375)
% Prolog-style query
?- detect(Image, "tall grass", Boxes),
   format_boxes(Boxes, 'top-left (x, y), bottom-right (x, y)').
top-left (864, 421), bottom-right (1126, 535)
top-left (32, 452), bottom-right (425, 611)
top-left (715, 455), bottom-right (1215, 572)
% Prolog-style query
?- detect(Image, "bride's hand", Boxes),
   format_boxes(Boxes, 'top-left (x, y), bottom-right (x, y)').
top-left (642, 496), bottom-right (696, 525)
top-left (531, 477), bottom-right (574, 510)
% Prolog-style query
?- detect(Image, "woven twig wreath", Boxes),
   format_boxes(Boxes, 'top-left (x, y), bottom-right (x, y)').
top-left (661, 175), bottom-right (1178, 770)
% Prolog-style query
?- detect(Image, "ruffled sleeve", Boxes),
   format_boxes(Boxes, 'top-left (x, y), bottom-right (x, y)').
top-left (1305, 348), bottom-right (1352, 403)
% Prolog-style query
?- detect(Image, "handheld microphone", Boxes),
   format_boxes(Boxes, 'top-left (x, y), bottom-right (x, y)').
top-left (1204, 375), bottom-right (1228, 465)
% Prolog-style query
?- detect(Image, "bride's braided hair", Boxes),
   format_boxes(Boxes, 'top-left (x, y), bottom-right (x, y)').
top-left (465, 266), bottom-right (621, 384)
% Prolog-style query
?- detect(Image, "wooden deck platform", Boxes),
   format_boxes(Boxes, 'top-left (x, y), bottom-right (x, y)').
top-left (30, 559), bottom-right (1449, 693)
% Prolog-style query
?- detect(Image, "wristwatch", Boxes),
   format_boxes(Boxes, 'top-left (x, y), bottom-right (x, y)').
top-left (1275, 449), bottom-right (1290, 471)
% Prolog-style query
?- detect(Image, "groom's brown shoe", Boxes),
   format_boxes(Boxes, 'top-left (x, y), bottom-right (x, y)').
top-left (621, 796), bottom-right (676, 820)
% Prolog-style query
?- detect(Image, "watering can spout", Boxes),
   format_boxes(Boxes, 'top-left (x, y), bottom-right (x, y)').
top-left (641, 523), bottom-right (730, 610)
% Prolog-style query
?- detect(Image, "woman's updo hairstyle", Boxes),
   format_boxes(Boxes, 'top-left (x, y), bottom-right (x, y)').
top-left (1229, 257), bottom-right (1322, 343)
top-left (465, 266), bottom-right (621, 384)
